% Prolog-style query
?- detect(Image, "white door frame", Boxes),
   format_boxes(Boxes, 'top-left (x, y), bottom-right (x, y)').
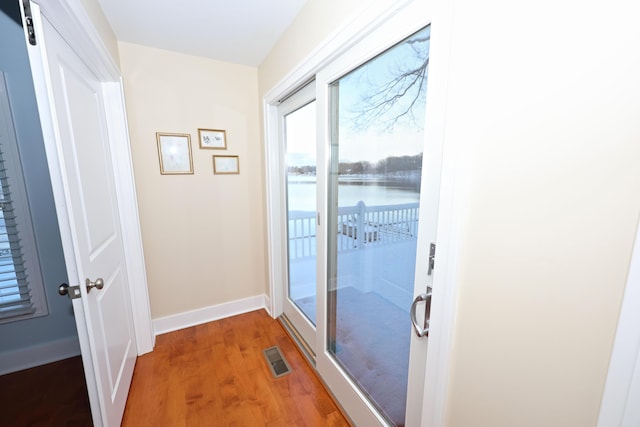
top-left (597, 218), bottom-right (640, 426)
top-left (20, 0), bottom-right (154, 354)
top-left (263, 0), bottom-right (463, 425)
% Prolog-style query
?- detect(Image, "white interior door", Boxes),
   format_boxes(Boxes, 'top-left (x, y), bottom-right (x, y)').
top-left (25, 8), bottom-right (137, 427)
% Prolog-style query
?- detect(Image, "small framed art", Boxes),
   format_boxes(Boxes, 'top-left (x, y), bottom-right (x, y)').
top-left (213, 155), bottom-right (240, 174)
top-left (198, 128), bottom-right (227, 149)
top-left (156, 132), bottom-right (193, 174)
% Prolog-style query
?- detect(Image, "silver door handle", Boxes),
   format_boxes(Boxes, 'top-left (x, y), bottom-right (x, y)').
top-left (410, 289), bottom-right (432, 338)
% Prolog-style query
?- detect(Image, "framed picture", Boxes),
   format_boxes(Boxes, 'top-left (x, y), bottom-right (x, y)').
top-left (156, 132), bottom-right (193, 174)
top-left (213, 155), bottom-right (240, 174)
top-left (198, 128), bottom-right (227, 149)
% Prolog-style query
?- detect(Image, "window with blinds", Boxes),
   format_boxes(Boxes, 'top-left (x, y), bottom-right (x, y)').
top-left (0, 157), bottom-right (32, 318)
top-left (0, 72), bottom-right (48, 323)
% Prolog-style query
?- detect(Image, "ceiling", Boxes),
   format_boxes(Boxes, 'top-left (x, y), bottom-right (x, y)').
top-left (96, 0), bottom-right (309, 67)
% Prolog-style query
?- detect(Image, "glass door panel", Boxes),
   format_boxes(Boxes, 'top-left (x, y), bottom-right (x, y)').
top-left (327, 25), bottom-right (430, 426)
top-left (285, 100), bottom-right (317, 324)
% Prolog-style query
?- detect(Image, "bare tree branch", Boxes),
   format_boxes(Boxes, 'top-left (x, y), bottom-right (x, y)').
top-left (349, 30), bottom-right (430, 132)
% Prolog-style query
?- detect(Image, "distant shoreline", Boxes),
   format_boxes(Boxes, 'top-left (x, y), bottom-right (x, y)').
top-left (288, 173), bottom-right (421, 192)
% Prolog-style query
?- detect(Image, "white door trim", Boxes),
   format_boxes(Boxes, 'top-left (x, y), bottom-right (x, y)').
top-left (21, 0), bottom-right (154, 354)
top-left (417, 0), bottom-right (467, 425)
top-left (597, 218), bottom-right (640, 427)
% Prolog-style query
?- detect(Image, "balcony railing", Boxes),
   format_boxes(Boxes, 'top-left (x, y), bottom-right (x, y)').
top-left (288, 201), bottom-right (419, 260)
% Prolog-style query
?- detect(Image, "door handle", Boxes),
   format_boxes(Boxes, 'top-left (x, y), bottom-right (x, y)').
top-left (410, 288), bottom-right (432, 338)
top-left (58, 283), bottom-right (70, 296)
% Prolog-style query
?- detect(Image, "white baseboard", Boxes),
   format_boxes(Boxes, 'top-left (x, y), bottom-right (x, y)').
top-left (153, 294), bottom-right (269, 336)
top-left (0, 335), bottom-right (81, 376)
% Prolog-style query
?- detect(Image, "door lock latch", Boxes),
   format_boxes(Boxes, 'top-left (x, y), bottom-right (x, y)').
top-left (428, 242), bottom-right (436, 275)
top-left (58, 283), bottom-right (82, 299)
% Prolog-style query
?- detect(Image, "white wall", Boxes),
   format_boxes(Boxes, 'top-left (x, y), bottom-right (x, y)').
top-left (119, 42), bottom-right (265, 320)
top-left (258, 0), bottom-right (365, 97)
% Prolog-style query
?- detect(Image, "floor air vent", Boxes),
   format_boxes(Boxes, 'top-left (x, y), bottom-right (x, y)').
top-left (263, 346), bottom-right (291, 378)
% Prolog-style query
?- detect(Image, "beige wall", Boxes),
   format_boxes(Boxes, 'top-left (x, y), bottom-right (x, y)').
top-left (259, 0), bottom-right (640, 426)
top-left (119, 42), bottom-right (264, 319)
top-left (77, 0), bottom-right (120, 65)
top-left (258, 0), bottom-right (364, 96)
top-left (442, 0), bottom-right (640, 426)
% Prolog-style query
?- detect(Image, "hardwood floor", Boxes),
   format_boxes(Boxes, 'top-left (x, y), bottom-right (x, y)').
top-left (0, 356), bottom-right (92, 426)
top-left (122, 309), bottom-right (350, 426)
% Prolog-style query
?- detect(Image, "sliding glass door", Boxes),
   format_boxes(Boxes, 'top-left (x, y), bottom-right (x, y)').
top-left (271, 1), bottom-right (440, 424)
top-left (325, 25), bottom-right (430, 426)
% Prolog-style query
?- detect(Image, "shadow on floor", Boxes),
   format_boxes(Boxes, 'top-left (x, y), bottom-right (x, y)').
top-left (0, 356), bottom-right (92, 426)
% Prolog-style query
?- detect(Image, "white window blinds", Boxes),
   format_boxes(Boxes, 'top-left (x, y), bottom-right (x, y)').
top-left (0, 72), bottom-right (47, 323)
top-left (0, 153), bottom-right (33, 318)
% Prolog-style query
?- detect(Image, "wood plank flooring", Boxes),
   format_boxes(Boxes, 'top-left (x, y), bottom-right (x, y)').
top-left (121, 309), bottom-right (350, 427)
top-left (0, 356), bottom-right (92, 426)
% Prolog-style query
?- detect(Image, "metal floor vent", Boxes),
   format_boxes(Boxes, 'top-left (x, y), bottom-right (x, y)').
top-left (263, 346), bottom-right (291, 378)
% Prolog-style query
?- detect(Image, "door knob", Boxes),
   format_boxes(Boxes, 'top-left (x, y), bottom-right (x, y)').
top-left (86, 277), bottom-right (104, 293)
top-left (58, 283), bottom-right (69, 296)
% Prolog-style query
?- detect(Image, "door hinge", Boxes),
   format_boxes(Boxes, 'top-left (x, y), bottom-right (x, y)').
top-left (22, 0), bottom-right (37, 45)
top-left (317, 212), bottom-right (320, 226)
top-left (428, 242), bottom-right (436, 275)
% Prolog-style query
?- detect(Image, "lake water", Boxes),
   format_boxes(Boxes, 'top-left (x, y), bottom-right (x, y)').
top-left (287, 177), bottom-right (420, 211)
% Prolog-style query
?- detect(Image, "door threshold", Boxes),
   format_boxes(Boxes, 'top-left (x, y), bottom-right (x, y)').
top-left (278, 314), bottom-right (316, 367)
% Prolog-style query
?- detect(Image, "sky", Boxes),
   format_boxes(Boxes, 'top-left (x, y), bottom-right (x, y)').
top-left (285, 25), bottom-right (430, 167)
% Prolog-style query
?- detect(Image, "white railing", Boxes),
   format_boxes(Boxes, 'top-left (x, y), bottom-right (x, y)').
top-left (288, 201), bottom-right (419, 260)
top-left (288, 211), bottom-right (317, 259)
